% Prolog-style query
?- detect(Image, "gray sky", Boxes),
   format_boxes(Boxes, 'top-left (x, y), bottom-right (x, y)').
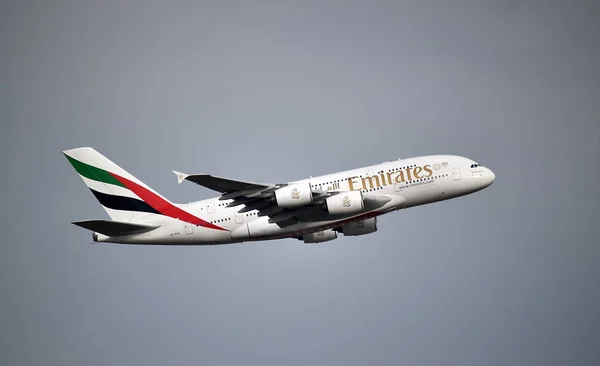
top-left (2, 0), bottom-right (599, 365)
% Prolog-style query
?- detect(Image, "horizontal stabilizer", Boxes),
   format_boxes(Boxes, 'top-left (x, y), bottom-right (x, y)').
top-left (72, 220), bottom-right (160, 237)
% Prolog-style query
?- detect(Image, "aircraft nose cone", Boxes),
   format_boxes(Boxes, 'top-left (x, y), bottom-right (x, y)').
top-left (484, 168), bottom-right (495, 187)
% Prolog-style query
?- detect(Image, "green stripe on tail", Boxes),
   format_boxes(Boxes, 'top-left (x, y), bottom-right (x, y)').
top-left (64, 154), bottom-right (125, 188)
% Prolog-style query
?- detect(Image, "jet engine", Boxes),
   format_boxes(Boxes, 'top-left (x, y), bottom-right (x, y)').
top-left (302, 229), bottom-right (338, 243)
top-left (339, 217), bottom-right (378, 236)
top-left (325, 190), bottom-right (364, 215)
top-left (274, 183), bottom-right (313, 208)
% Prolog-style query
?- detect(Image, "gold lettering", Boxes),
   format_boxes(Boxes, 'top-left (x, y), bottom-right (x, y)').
top-left (413, 166), bottom-right (423, 179)
top-left (361, 175), bottom-right (381, 189)
top-left (423, 164), bottom-right (433, 177)
top-left (394, 170), bottom-right (406, 183)
top-left (405, 167), bottom-right (413, 181)
top-left (379, 173), bottom-right (388, 186)
top-left (347, 177), bottom-right (358, 191)
top-left (338, 166), bottom-right (433, 191)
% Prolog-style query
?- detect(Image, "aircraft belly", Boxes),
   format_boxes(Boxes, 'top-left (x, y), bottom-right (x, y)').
top-left (230, 223), bottom-right (251, 240)
top-left (246, 217), bottom-right (284, 239)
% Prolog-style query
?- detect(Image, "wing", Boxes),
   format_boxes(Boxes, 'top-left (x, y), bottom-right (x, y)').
top-left (173, 171), bottom-right (276, 197)
top-left (173, 171), bottom-right (395, 228)
top-left (173, 171), bottom-right (346, 226)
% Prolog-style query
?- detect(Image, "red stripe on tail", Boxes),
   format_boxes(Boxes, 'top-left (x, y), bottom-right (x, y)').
top-left (109, 173), bottom-right (228, 231)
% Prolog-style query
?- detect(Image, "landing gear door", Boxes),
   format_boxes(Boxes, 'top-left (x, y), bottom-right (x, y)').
top-left (452, 167), bottom-right (461, 180)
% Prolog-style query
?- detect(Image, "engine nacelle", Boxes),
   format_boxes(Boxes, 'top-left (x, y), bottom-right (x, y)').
top-left (302, 229), bottom-right (337, 243)
top-left (341, 217), bottom-right (378, 236)
top-left (274, 183), bottom-right (313, 208)
top-left (325, 190), bottom-right (364, 215)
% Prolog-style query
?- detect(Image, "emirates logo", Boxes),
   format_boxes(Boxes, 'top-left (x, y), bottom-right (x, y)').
top-left (291, 188), bottom-right (300, 199)
top-left (342, 196), bottom-right (351, 207)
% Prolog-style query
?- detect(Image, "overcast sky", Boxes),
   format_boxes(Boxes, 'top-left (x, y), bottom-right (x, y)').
top-left (2, 1), bottom-right (599, 365)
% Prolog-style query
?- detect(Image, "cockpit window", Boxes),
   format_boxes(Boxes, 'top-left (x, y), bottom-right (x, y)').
top-left (471, 163), bottom-right (481, 168)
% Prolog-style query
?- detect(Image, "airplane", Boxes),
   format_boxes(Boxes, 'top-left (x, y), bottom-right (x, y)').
top-left (63, 147), bottom-right (495, 245)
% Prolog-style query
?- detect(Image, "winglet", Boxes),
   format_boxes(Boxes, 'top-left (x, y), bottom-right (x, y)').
top-left (173, 170), bottom-right (189, 184)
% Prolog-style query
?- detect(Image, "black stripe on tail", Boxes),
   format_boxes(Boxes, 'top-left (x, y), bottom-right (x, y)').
top-left (89, 188), bottom-right (160, 214)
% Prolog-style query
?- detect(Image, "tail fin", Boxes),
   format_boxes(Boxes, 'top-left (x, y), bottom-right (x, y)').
top-left (63, 147), bottom-right (173, 222)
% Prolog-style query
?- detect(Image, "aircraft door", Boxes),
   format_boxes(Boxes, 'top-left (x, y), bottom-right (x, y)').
top-left (234, 212), bottom-right (244, 224)
top-left (184, 223), bottom-right (194, 235)
top-left (452, 167), bottom-right (461, 180)
top-left (207, 201), bottom-right (215, 214)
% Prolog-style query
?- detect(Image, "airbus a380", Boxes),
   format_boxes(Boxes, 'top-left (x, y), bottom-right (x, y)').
top-left (63, 147), bottom-right (495, 245)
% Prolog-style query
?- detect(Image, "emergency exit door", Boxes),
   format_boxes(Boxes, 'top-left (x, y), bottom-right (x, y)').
top-left (206, 202), bottom-right (215, 214)
top-left (234, 212), bottom-right (244, 224)
top-left (452, 167), bottom-right (461, 180)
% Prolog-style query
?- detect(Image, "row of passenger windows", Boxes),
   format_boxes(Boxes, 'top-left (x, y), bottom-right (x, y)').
top-left (210, 211), bottom-right (258, 224)
top-left (210, 217), bottom-right (231, 224)
top-left (313, 172), bottom-right (450, 190)
top-left (311, 165), bottom-right (420, 188)
top-left (389, 165), bottom-right (416, 172)
top-left (362, 187), bottom-right (384, 192)
top-left (311, 178), bottom-right (344, 187)
top-left (358, 173), bottom-right (449, 191)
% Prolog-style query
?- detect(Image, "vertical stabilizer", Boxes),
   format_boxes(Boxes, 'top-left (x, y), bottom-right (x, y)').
top-left (63, 147), bottom-right (172, 222)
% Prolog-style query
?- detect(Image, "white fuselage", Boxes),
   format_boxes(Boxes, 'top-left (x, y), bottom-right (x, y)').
top-left (93, 155), bottom-right (495, 245)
